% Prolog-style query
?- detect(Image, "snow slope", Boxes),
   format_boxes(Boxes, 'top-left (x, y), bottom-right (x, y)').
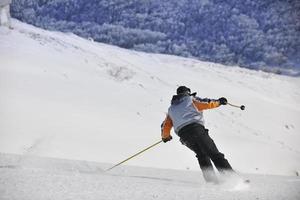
top-left (1, 153), bottom-right (300, 200)
top-left (0, 19), bottom-right (300, 178)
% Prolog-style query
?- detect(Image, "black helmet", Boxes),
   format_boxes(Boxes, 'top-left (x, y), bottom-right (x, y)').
top-left (176, 86), bottom-right (191, 95)
top-left (176, 86), bottom-right (197, 96)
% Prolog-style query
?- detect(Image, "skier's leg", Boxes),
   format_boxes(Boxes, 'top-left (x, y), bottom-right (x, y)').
top-left (196, 151), bottom-right (218, 183)
top-left (193, 126), bottom-right (234, 173)
top-left (180, 135), bottom-right (218, 183)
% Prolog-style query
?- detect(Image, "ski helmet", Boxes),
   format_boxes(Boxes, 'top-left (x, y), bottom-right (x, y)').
top-left (176, 86), bottom-right (191, 95)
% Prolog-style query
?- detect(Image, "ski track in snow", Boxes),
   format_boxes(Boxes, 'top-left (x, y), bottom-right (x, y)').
top-left (0, 153), bottom-right (300, 200)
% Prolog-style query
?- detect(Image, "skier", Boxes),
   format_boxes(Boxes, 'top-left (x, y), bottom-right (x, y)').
top-left (161, 86), bottom-right (234, 183)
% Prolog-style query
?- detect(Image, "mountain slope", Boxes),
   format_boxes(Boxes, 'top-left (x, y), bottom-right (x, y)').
top-left (0, 19), bottom-right (300, 176)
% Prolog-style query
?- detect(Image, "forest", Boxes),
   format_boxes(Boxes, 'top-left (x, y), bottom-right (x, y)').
top-left (11, 0), bottom-right (300, 75)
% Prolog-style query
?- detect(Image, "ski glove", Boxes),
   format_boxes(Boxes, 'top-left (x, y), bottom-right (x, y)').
top-left (162, 136), bottom-right (172, 143)
top-left (218, 97), bottom-right (228, 105)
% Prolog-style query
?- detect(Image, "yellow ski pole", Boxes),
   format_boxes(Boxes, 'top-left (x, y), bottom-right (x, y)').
top-left (106, 140), bottom-right (163, 171)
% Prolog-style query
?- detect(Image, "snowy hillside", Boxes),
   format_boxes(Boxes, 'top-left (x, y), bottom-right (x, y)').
top-left (0, 19), bottom-right (300, 180)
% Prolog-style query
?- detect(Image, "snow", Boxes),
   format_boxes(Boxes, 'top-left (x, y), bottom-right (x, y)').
top-left (0, 19), bottom-right (300, 199)
top-left (0, 3), bottom-right (10, 27)
top-left (1, 153), bottom-right (300, 200)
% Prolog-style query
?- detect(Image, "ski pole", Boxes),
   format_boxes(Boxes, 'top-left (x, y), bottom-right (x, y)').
top-left (106, 140), bottom-right (163, 171)
top-left (227, 102), bottom-right (245, 110)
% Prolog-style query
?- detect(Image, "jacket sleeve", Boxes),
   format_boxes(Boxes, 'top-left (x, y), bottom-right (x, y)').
top-left (194, 96), bottom-right (219, 103)
top-left (161, 115), bottom-right (173, 139)
top-left (193, 98), bottom-right (220, 111)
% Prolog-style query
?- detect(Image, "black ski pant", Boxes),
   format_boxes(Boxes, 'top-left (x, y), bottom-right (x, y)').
top-left (178, 123), bottom-right (233, 181)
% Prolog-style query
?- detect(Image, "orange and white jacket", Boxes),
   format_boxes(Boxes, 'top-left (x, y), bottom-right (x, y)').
top-left (161, 95), bottom-right (220, 139)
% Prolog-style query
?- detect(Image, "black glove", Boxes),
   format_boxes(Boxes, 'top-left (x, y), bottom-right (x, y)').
top-left (162, 136), bottom-right (172, 143)
top-left (218, 97), bottom-right (228, 105)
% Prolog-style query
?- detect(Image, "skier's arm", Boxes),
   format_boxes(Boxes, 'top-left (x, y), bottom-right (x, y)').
top-left (194, 96), bottom-right (218, 103)
top-left (193, 99), bottom-right (220, 111)
top-left (161, 115), bottom-right (173, 140)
